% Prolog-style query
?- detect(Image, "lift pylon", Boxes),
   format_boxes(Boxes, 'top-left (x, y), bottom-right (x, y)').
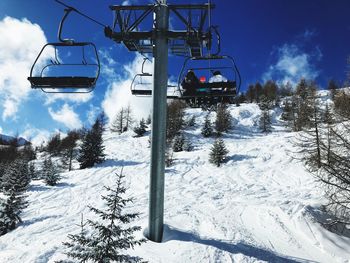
top-left (105, 1), bottom-right (216, 243)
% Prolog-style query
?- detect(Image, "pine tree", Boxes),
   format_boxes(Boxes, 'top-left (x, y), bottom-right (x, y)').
top-left (79, 114), bottom-right (106, 169)
top-left (172, 133), bottom-right (185, 152)
top-left (201, 114), bottom-right (213, 137)
top-left (1, 158), bottom-right (30, 193)
top-left (0, 189), bottom-right (28, 236)
top-left (46, 133), bottom-right (62, 156)
top-left (166, 100), bottom-right (185, 142)
top-left (62, 214), bottom-right (92, 262)
top-left (259, 110), bottom-right (272, 133)
top-left (183, 136), bottom-right (194, 152)
top-left (327, 79), bottom-right (339, 99)
top-left (133, 118), bottom-right (147, 137)
top-left (209, 138), bottom-right (229, 167)
top-left (186, 115), bottom-right (196, 128)
top-left (61, 130), bottom-right (80, 171)
top-left (28, 162), bottom-right (37, 180)
top-left (43, 157), bottom-right (60, 186)
top-left (146, 114), bottom-right (151, 125)
top-left (246, 84), bottom-right (255, 103)
top-left (63, 170), bottom-right (146, 262)
top-left (215, 103), bottom-right (232, 135)
top-left (259, 95), bottom-right (272, 133)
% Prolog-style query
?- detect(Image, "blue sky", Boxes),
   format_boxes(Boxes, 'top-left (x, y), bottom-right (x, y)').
top-left (0, 0), bottom-right (349, 144)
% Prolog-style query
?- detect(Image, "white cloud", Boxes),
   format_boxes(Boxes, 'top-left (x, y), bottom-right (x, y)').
top-left (48, 103), bottom-right (82, 130)
top-left (0, 16), bottom-right (50, 120)
top-left (263, 44), bottom-right (321, 87)
top-left (102, 55), bottom-right (154, 122)
top-left (44, 92), bottom-right (93, 105)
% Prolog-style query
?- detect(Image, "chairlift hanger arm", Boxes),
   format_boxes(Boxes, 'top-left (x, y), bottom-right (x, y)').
top-left (55, 0), bottom-right (106, 28)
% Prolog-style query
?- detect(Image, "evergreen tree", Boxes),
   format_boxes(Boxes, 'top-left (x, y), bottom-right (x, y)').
top-left (278, 82), bottom-right (293, 98)
top-left (63, 170), bottom-right (146, 263)
top-left (183, 138), bottom-right (194, 152)
top-left (146, 114), bottom-right (151, 125)
top-left (0, 189), bottom-right (28, 236)
top-left (327, 79), bottom-right (339, 99)
top-left (62, 214), bottom-right (92, 262)
top-left (28, 162), bottom-right (37, 180)
top-left (186, 115), bottom-right (196, 128)
top-left (209, 138), bottom-right (229, 167)
top-left (46, 133), bottom-right (62, 156)
top-left (43, 157), bottom-right (60, 186)
top-left (166, 100), bottom-right (185, 142)
top-left (334, 90), bottom-right (350, 118)
top-left (254, 82), bottom-right (263, 103)
top-left (215, 103), bottom-right (232, 135)
top-left (262, 80), bottom-right (278, 103)
top-left (61, 130), bottom-right (80, 171)
top-left (201, 114), bottom-right (213, 137)
top-left (133, 118), bottom-right (147, 137)
top-left (246, 84), bottom-right (255, 103)
top-left (78, 114), bottom-right (106, 169)
top-left (259, 110), bottom-right (272, 133)
top-left (1, 159), bottom-right (30, 193)
top-left (172, 133), bottom-right (185, 152)
top-left (259, 95), bottom-right (272, 133)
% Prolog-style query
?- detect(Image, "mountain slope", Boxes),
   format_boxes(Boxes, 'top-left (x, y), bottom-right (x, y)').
top-left (0, 103), bottom-right (349, 263)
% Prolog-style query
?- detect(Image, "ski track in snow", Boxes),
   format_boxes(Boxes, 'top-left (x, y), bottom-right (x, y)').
top-left (0, 103), bottom-right (349, 263)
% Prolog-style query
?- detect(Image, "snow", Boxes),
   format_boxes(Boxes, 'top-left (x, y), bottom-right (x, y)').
top-left (0, 103), bottom-right (350, 263)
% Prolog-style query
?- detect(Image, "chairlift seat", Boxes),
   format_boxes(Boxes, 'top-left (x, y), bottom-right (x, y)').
top-left (182, 81), bottom-right (236, 96)
top-left (28, 76), bottom-right (96, 88)
top-left (131, 89), bottom-right (152, 96)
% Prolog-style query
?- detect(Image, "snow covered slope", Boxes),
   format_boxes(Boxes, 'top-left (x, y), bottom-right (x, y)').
top-left (0, 103), bottom-right (349, 263)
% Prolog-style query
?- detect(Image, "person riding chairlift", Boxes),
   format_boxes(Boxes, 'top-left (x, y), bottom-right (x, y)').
top-left (182, 69), bottom-right (199, 95)
top-left (209, 70), bottom-right (228, 83)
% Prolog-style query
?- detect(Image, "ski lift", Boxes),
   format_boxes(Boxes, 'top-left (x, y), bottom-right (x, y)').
top-left (177, 55), bottom-right (241, 107)
top-left (131, 57), bottom-right (153, 96)
top-left (130, 57), bottom-right (179, 98)
top-left (27, 7), bottom-right (100, 93)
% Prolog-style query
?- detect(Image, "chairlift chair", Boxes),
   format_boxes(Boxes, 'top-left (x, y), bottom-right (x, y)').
top-left (27, 6), bottom-right (100, 93)
top-left (130, 57), bottom-right (179, 99)
top-left (28, 42), bottom-right (100, 93)
top-left (130, 57), bottom-right (153, 96)
top-left (178, 55), bottom-right (241, 107)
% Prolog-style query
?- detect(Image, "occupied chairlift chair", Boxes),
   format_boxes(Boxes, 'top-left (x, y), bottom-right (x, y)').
top-left (178, 54), bottom-right (241, 107)
top-left (27, 7), bottom-right (100, 93)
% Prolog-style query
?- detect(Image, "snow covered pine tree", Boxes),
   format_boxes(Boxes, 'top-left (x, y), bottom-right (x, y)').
top-left (209, 138), bottom-right (229, 167)
top-left (63, 169), bottom-right (146, 262)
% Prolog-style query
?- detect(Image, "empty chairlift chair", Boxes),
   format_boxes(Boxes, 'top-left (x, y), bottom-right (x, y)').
top-left (27, 42), bottom-right (100, 93)
top-left (28, 6), bottom-right (100, 93)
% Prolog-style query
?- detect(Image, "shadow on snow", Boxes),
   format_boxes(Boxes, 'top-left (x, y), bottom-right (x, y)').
top-left (162, 225), bottom-right (316, 263)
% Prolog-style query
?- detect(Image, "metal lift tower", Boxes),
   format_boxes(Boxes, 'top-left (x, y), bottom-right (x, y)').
top-left (105, 0), bottom-right (214, 242)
